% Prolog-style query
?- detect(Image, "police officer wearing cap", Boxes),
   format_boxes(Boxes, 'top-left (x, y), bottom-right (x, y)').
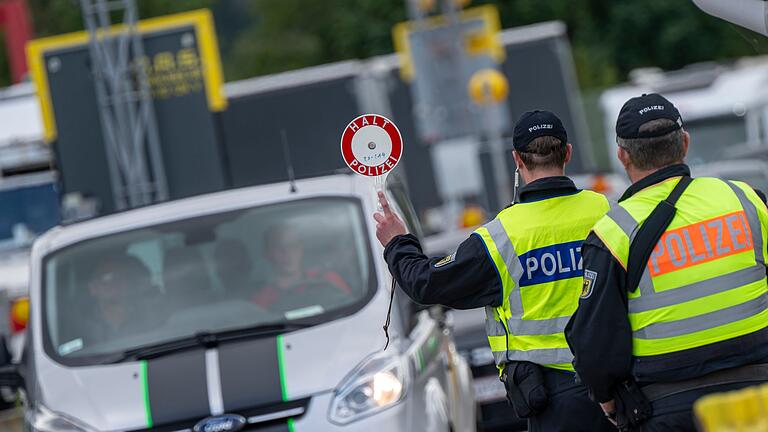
top-left (374, 110), bottom-right (614, 432)
top-left (566, 93), bottom-right (768, 431)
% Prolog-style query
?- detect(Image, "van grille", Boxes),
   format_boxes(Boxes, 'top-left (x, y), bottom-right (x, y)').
top-left (131, 397), bottom-right (310, 432)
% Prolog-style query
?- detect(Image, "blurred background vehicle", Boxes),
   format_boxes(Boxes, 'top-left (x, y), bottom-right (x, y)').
top-left (0, 82), bottom-right (58, 410)
top-left (600, 58), bottom-right (768, 188)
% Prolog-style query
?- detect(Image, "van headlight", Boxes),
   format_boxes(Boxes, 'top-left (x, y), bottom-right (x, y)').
top-left (328, 352), bottom-right (410, 424)
top-left (27, 404), bottom-right (94, 432)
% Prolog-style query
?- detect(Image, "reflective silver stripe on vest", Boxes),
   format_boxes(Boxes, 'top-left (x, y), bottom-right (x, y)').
top-left (633, 294), bottom-right (768, 340)
top-left (606, 202), bottom-right (658, 295)
top-left (607, 203), bottom-right (638, 238)
top-left (484, 219), bottom-right (570, 337)
top-left (493, 347), bottom-right (573, 365)
top-left (629, 265), bottom-right (766, 313)
top-left (508, 316), bottom-right (571, 336)
top-left (637, 266), bottom-right (655, 296)
top-left (485, 219), bottom-right (524, 316)
top-left (726, 181), bottom-right (765, 266)
top-left (485, 306), bottom-right (507, 337)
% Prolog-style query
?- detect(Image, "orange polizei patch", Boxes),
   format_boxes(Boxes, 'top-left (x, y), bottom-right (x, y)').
top-left (648, 211), bottom-right (753, 277)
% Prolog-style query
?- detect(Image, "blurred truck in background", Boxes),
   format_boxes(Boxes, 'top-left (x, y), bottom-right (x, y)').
top-left (0, 82), bottom-right (59, 408)
top-left (0, 83), bottom-right (58, 354)
top-left (219, 20), bottom-right (600, 235)
top-left (601, 58), bottom-right (768, 191)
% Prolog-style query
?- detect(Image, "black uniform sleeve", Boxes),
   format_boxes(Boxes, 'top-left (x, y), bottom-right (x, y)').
top-left (383, 233), bottom-right (502, 309)
top-left (565, 233), bottom-right (634, 403)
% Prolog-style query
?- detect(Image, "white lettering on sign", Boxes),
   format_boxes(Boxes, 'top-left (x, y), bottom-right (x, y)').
top-left (638, 105), bottom-right (664, 115)
top-left (340, 113), bottom-right (402, 177)
top-left (524, 244), bottom-right (582, 282)
top-left (528, 124), bottom-right (553, 133)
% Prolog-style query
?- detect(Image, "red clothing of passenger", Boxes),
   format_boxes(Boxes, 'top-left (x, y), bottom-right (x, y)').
top-left (253, 270), bottom-right (351, 309)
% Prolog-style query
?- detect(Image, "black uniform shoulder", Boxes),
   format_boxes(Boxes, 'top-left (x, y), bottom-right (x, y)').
top-left (583, 231), bottom-right (609, 249)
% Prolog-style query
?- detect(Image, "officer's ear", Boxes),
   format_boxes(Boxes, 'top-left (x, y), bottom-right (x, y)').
top-left (512, 150), bottom-right (525, 171)
top-left (563, 143), bottom-right (572, 165)
top-left (681, 130), bottom-right (690, 159)
top-left (617, 145), bottom-right (632, 171)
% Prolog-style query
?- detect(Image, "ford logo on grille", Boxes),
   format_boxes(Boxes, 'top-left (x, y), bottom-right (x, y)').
top-left (193, 414), bottom-right (246, 432)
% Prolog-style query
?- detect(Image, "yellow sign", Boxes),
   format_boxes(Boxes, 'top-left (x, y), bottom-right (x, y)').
top-left (695, 383), bottom-right (768, 431)
top-left (392, 5), bottom-right (504, 81)
top-left (468, 68), bottom-right (509, 105)
top-left (26, 9), bottom-right (227, 143)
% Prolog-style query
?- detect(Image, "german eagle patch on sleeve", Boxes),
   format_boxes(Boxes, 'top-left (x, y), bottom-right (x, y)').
top-left (581, 270), bottom-right (598, 299)
top-left (434, 252), bottom-right (456, 268)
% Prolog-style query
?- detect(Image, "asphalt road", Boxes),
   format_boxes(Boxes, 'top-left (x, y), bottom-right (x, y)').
top-left (0, 408), bottom-right (22, 432)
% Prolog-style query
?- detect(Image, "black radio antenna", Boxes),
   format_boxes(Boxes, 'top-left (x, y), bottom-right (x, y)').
top-left (281, 129), bottom-right (298, 193)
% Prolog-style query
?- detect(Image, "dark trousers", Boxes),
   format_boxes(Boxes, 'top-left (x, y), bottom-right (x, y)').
top-left (637, 381), bottom-right (764, 431)
top-left (528, 369), bottom-right (615, 432)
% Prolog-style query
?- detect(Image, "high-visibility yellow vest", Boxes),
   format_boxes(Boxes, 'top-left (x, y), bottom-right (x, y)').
top-left (475, 190), bottom-right (610, 372)
top-left (591, 177), bottom-right (768, 359)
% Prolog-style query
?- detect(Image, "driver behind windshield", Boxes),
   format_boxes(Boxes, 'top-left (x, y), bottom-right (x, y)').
top-left (253, 224), bottom-right (351, 309)
top-left (84, 253), bottom-right (153, 344)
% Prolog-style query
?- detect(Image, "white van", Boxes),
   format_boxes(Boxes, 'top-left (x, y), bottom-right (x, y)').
top-left (0, 174), bottom-right (476, 432)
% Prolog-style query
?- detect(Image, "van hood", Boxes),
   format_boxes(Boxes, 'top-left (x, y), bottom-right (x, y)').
top-left (37, 311), bottom-right (388, 431)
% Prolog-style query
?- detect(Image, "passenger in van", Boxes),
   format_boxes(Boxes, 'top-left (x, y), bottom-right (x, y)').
top-left (84, 253), bottom-right (153, 343)
top-left (253, 224), bottom-right (351, 309)
top-left (214, 238), bottom-right (258, 298)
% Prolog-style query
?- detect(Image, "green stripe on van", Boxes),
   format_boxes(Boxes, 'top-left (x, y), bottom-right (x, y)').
top-left (140, 360), bottom-right (153, 428)
top-left (277, 335), bottom-right (289, 401)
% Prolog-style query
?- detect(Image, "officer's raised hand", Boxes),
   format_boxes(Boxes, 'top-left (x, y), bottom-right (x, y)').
top-left (373, 192), bottom-right (406, 247)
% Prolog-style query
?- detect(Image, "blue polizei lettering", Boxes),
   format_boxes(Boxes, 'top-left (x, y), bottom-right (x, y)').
top-left (518, 240), bottom-right (584, 287)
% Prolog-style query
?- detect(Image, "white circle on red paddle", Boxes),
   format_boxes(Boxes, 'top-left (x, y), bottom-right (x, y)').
top-left (341, 114), bottom-right (403, 177)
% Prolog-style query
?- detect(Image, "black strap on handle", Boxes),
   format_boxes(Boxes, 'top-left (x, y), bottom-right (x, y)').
top-left (626, 176), bottom-right (693, 293)
top-left (382, 277), bottom-right (396, 350)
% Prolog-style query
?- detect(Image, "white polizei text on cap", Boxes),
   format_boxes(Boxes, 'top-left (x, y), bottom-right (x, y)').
top-left (528, 124), bottom-right (554, 133)
top-left (638, 105), bottom-right (664, 115)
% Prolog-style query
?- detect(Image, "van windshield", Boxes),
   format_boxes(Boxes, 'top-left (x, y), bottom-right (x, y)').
top-left (43, 197), bottom-right (374, 363)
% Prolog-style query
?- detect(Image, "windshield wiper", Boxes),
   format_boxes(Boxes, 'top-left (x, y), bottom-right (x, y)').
top-left (105, 322), bottom-right (311, 364)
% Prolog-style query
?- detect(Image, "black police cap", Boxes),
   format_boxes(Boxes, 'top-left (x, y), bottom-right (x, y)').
top-left (616, 93), bottom-right (683, 139)
top-left (513, 110), bottom-right (568, 153)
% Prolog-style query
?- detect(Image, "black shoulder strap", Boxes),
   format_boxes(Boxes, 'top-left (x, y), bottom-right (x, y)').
top-left (626, 176), bottom-right (693, 292)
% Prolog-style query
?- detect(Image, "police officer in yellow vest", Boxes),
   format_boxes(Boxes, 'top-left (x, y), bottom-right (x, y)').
top-left (565, 93), bottom-right (768, 431)
top-left (374, 110), bottom-right (614, 432)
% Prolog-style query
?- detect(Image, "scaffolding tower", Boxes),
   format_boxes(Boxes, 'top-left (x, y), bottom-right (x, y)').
top-left (79, 0), bottom-right (168, 210)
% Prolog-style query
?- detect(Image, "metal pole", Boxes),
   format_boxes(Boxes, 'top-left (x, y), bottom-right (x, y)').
top-left (488, 122), bottom-right (512, 207)
top-left (79, 0), bottom-right (168, 211)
